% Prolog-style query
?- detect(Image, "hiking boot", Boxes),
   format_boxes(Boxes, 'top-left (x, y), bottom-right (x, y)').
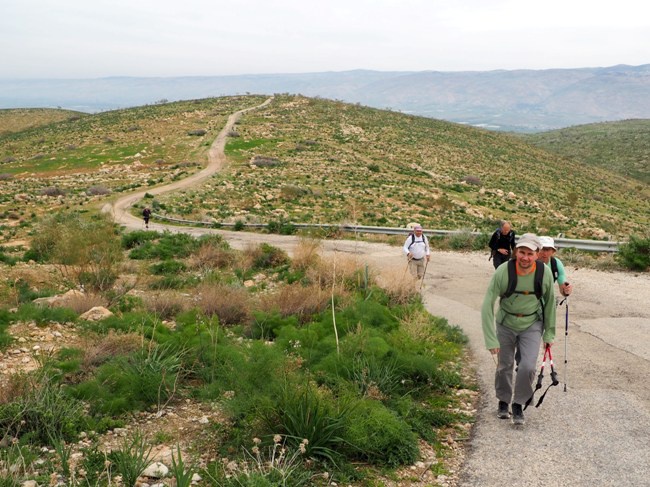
top-left (497, 401), bottom-right (510, 419)
top-left (512, 403), bottom-right (525, 425)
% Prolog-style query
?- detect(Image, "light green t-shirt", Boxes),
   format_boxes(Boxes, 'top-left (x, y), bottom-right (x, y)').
top-left (481, 262), bottom-right (557, 350)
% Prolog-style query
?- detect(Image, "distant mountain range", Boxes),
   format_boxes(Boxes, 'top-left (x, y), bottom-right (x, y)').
top-left (2, 64), bottom-right (650, 132)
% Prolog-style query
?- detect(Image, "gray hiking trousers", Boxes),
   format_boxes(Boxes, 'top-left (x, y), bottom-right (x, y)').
top-left (495, 320), bottom-right (543, 405)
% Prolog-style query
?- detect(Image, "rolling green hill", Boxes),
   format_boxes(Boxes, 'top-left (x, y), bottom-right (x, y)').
top-left (520, 119), bottom-right (650, 184)
top-left (1, 95), bottom-right (648, 243)
top-left (0, 108), bottom-right (85, 136)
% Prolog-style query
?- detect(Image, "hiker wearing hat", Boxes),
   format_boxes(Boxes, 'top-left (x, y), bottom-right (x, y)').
top-left (488, 221), bottom-right (516, 269)
top-left (539, 236), bottom-right (573, 297)
top-left (403, 224), bottom-right (430, 279)
top-left (481, 233), bottom-right (556, 425)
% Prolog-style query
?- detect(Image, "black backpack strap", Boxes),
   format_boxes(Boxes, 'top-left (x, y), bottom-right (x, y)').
top-left (534, 260), bottom-right (545, 300)
top-left (408, 233), bottom-right (427, 249)
top-left (501, 259), bottom-right (518, 298)
top-left (550, 257), bottom-right (559, 282)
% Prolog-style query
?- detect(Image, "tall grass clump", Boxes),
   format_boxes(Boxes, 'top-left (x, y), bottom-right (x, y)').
top-left (70, 344), bottom-right (182, 415)
top-left (196, 283), bottom-right (251, 325)
top-left (107, 431), bottom-right (153, 487)
top-left (204, 435), bottom-right (316, 486)
top-left (0, 372), bottom-right (87, 444)
top-left (268, 385), bottom-right (350, 465)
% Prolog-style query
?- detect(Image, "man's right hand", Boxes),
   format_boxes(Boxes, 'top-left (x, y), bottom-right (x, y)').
top-left (489, 348), bottom-right (499, 355)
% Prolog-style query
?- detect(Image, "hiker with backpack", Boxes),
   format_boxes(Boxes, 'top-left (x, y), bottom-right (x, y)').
top-left (488, 221), bottom-right (516, 269)
top-left (142, 207), bottom-right (152, 229)
top-left (403, 224), bottom-right (430, 279)
top-left (539, 236), bottom-right (573, 297)
top-left (481, 233), bottom-right (556, 425)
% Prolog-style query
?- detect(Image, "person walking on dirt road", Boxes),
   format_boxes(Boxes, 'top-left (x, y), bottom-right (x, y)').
top-left (403, 224), bottom-right (430, 279)
top-left (142, 207), bottom-right (152, 229)
top-left (488, 221), bottom-right (516, 269)
top-left (539, 236), bottom-right (573, 297)
top-left (481, 233), bottom-right (556, 425)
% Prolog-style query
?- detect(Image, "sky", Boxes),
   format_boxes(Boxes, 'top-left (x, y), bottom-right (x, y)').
top-left (1, 0), bottom-right (649, 78)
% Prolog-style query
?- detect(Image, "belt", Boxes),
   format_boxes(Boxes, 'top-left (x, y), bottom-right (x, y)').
top-left (411, 257), bottom-right (423, 261)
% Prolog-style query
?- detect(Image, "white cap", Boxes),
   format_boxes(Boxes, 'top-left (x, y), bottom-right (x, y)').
top-left (516, 233), bottom-right (542, 251)
top-left (539, 236), bottom-right (556, 249)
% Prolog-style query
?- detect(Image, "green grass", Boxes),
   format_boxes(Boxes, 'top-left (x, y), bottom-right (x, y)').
top-left (520, 119), bottom-right (650, 184)
top-left (0, 216), bottom-right (475, 484)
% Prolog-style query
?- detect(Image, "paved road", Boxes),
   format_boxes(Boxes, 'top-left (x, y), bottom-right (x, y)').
top-left (109, 100), bottom-right (650, 487)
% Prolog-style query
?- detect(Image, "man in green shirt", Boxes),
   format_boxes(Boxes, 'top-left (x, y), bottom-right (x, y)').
top-left (481, 233), bottom-right (556, 425)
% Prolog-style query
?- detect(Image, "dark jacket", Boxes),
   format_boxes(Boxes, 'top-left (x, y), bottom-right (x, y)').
top-left (489, 229), bottom-right (516, 256)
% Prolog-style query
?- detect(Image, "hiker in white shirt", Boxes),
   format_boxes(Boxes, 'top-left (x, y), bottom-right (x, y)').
top-left (403, 224), bottom-right (430, 279)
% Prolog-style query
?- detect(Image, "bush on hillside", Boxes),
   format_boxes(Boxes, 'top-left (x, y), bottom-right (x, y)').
top-left (616, 235), bottom-right (650, 271)
top-left (343, 398), bottom-right (419, 467)
top-left (27, 212), bottom-right (123, 291)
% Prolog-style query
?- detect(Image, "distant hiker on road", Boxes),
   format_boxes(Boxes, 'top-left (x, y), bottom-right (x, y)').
top-left (403, 224), bottom-right (430, 279)
top-left (539, 236), bottom-right (573, 297)
top-left (481, 233), bottom-right (556, 425)
top-left (488, 221), bottom-right (516, 269)
top-left (142, 207), bottom-right (151, 229)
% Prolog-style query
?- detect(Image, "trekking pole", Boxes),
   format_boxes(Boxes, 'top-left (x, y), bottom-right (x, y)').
top-left (402, 256), bottom-right (412, 279)
top-left (559, 296), bottom-right (569, 392)
top-left (536, 345), bottom-right (559, 407)
top-left (419, 258), bottom-right (429, 291)
top-left (524, 345), bottom-right (549, 410)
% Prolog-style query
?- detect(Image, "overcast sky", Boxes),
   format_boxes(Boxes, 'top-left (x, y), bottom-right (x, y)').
top-left (2, 0), bottom-right (649, 78)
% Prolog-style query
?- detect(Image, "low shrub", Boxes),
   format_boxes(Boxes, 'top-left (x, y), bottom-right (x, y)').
top-left (15, 303), bottom-right (77, 326)
top-left (128, 232), bottom-right (199, 260)
top-left (121, 230), bottom-right (159, 249)
top-left (447, 231), bottom-right (474, 250)
top-left (150, 259), bottom-right (187, 275)
top-left (62, 292), bottom-right (106, 314)
top-left (0, 372), bottom-right (87, 444)
top-left (189, 240), bottom-right (234, 270)
top-left (72, 345), bottom-right (181, 415)
top-left (256, 283), bottom-right (329, 323)
top-left (196, 283), bottom-right (251, 325)
top-left (268, 385), bottom-right (350, 465)
top-left (86, 185), bottom-right (111, 196)
top-left (344, 398), bottom-right (419, 467)
top-left (291, 238), bottom-right (321, 271)
top-left (616, 235), bottom-right (650, 271)
top-left (251, 156), bottom-right (280, 167)
top-left (40, 187), bottom-right (66, 197)
top-left (145, 292), bottom-right (188, 319)
top-left (249, 243), bottom-right (290, 270)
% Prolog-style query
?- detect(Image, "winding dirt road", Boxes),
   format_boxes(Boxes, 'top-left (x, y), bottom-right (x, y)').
top-left (110, 100), bottom-right (650, 486)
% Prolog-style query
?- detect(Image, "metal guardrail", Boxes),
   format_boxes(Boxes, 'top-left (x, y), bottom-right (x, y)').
top-left (150, 214), bottom-right (621, 252)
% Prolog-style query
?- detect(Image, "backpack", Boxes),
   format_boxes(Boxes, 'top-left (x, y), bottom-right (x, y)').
top-left (501, 259), bottom-right (545, 300)
top-left (550, 256), bottom-right (559, 283)
top-left (500, 259), bottom-right (546, 320)
top-left (408, 233), bottom-right (428, 249)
